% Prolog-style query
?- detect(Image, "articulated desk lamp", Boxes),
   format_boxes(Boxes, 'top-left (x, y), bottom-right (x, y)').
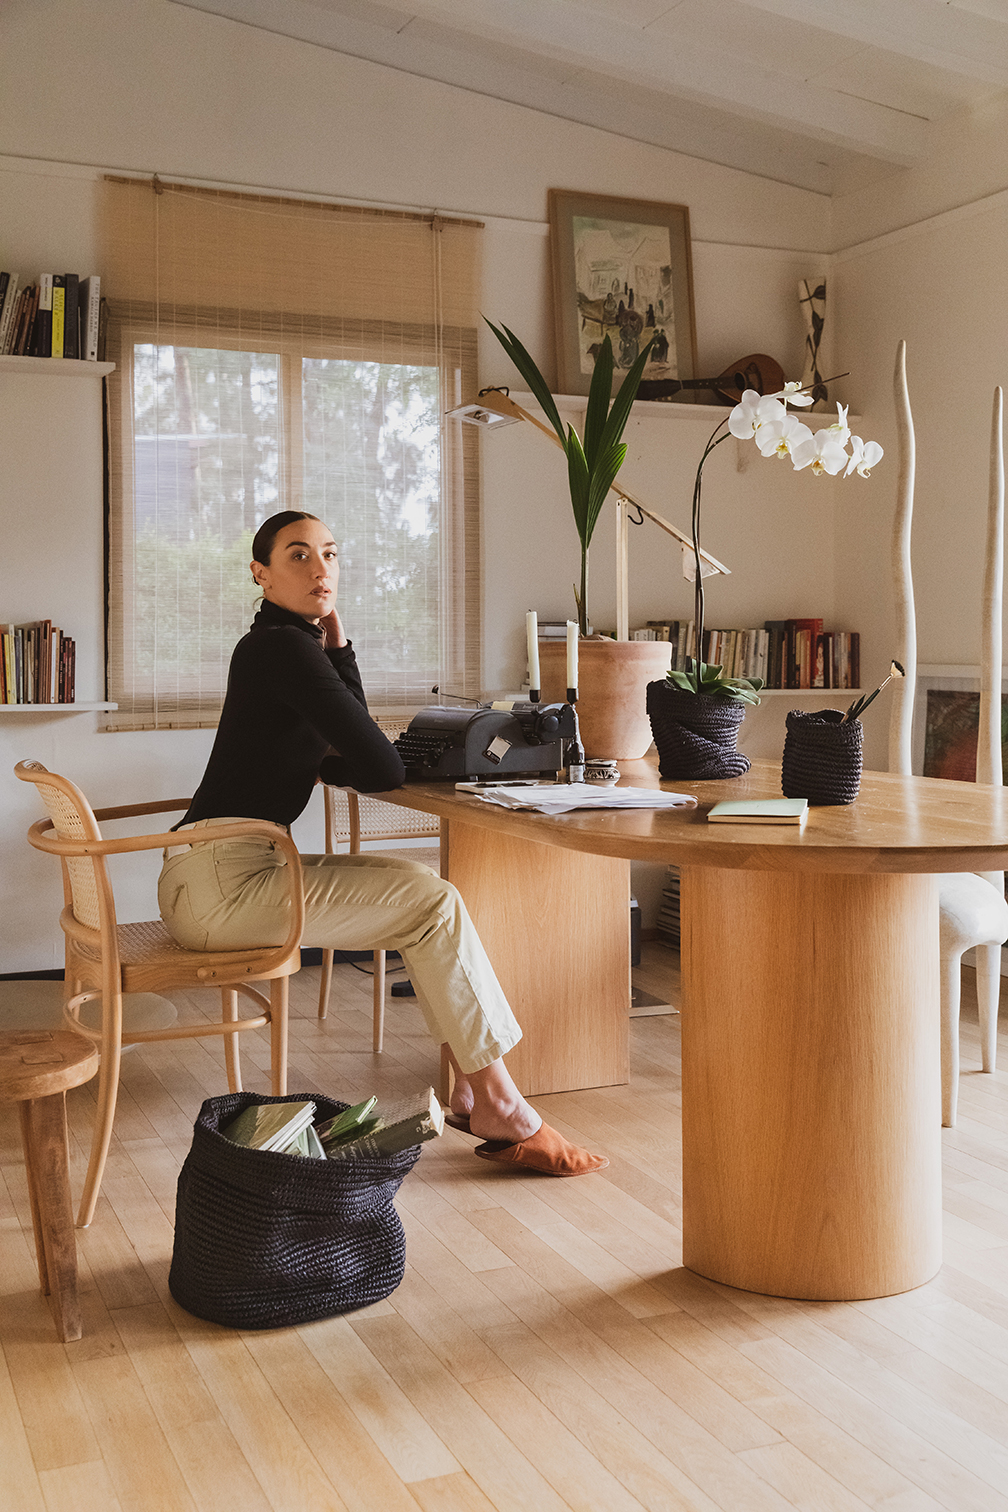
top-left (448, 387), bottom-right (731, 643)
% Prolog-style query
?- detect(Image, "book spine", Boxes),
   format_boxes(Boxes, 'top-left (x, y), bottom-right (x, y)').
top-left (63, 273), bottom-right (79, 360)
top-left (51, 275), bottom-right (65, 359)
top-left (813, 632), bottom-right (826, 689)
top-left (35, 275), bottom-right (53, 358)
top-left (6, 288), bottom-right (28, 356)
top-left (20, 284), bottom-right (39, 355)
top-left (96, 295), bottom-right (108, 362)
top-left (41, 620), bottom-right (52, 704)
top-left (0, 273), bottom-right (9, 347)
top-left (850, 632), bottom-right (860, 690)
top-left (333, 1111), bottom-right (441, 1159)
top-left (0, 273), bottom-right (19, 353)
top-left (81, 275), bottom-right (101, 360)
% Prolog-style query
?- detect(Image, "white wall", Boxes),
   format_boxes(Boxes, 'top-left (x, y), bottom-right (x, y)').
top-left (0, 0), bottom-right (838, 968)
top-left (832, 115), bottom-right (1008, 772)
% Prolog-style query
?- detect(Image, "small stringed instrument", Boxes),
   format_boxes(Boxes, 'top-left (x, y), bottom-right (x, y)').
top-left (636, 353), bottom-right (785, 405)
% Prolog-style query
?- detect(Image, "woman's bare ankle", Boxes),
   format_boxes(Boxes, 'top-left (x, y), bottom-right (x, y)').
top-left (468, 1093), bottom-right (541, 1144)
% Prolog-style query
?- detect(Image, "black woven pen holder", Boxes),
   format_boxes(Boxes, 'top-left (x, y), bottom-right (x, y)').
top-left (781, 708), bottom-right (863, 805)
top-left (169, 1091), bottom-right (420, 1330)
top-left (646, 681), bottom-right (751, 781)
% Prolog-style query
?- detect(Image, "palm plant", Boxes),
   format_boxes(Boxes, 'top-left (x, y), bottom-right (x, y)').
top-left (486, 321), bottom-right (653, 635)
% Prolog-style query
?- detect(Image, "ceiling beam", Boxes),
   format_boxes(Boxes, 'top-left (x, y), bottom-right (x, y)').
top-left (736, 0), bottom-right (1008, 87)
top-left (184, 0), bottom-right (930, 162)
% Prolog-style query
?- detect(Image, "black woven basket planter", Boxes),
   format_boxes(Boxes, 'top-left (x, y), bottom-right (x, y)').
top-left (781, 708), bottom-right (863, 805)
top-left (169, 1091), bottom-right (420, 1330)
top-left (646, 680), bottom-right (751, 781)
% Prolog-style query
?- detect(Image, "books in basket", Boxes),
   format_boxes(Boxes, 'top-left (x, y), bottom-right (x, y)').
top-left (316, 1086), bottom-right (444, 1160)
top-left (223, 1099), bottom-right (318, 1153)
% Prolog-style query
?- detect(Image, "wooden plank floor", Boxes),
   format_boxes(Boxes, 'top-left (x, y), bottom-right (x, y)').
top-left (2, 948), bottom-right (1008, 1511)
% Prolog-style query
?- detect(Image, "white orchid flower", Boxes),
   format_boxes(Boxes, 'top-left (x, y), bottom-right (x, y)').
top-left (844, 435), bottom-right (884, 478)
top-left (825, 402), bottom-right (850, 445)
top-left (769, 380), bottom-right (814, 408)
top-left (756, 413), bottom-right (814, 460)
top-left (791, 429), bottom-right (850, 476)
top-left (728, 389), bottom-right (786, 439)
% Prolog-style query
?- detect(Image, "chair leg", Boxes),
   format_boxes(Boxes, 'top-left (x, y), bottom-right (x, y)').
top-left (318, 948), bottom-right (334, 1020)
top-left (976, 940), bottom-right (1002, 1074)
top-left (270, 976), bottom-right (289, 1096)
top-left (373, 950), bottom-right (386, 1052)
top-left (76, 1007), bottom-right (122, 1228)
top-left (941, 945), bottom-right (965, 1127)
top-left (20, 1095), bottom-right (82, 1342)
top-left (222, 988), bottom-right (242, 1093)
top-left (20, 1102), bottom-right (50, 1298)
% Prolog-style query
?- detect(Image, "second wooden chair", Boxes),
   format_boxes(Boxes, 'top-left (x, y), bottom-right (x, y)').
top-left (16, 761), bottom-right (304, 1226)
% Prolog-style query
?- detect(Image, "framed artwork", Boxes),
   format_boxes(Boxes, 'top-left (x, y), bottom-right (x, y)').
top-left (912, 667), bottom-right (1008, 778)
top-left (548, 190), bottom-right (699, 398)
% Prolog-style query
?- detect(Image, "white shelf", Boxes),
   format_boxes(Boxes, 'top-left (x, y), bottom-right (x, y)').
top-left (759, 688), bottom-right (862, 697)
top-left (515, 390), bottom-right (861, 426)
top-left (0, 356), bottom-right (114, 377)
top-left (0, 702), bottom-right (117, 713)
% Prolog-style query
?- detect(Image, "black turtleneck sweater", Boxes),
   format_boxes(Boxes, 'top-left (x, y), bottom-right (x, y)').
top-left (179, 598), bottom-right (406, 828)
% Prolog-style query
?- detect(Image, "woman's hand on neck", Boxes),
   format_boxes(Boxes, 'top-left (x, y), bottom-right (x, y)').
top-left (317, 607), bottom-right (348, 648)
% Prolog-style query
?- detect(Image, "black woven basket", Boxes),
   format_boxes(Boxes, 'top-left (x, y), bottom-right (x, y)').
top-left (646, 680), bottom-right (751, 781)
top-left (781, 708), bottom-right (863, 805)
top-left (169, 1092), bottom-right (420, 1330)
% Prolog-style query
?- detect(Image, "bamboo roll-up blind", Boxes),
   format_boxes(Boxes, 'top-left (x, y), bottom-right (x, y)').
top-left (102, 175), bottom-right (482, 729)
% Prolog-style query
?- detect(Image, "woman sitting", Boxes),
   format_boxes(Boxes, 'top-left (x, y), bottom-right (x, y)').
top-left (159, 510), bottom-right (606, 1177)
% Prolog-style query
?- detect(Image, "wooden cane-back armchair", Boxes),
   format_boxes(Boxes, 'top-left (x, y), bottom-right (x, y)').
top-left (16, 761), bottom-right (304, 1226)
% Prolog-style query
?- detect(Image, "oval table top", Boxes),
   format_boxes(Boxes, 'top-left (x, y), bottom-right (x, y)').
top-left (374, 757), bottom-right (1008, 875)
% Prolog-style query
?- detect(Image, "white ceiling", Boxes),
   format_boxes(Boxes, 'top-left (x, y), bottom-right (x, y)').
top-left (175, 0), bottom-right (1008, 195)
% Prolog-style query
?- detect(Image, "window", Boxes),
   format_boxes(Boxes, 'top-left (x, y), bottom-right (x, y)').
top-left (102, 178), bottom-right (481, 728)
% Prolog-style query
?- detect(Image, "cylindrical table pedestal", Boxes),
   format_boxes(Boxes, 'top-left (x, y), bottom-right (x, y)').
top-left (681, 867), bottom-right (942, 1301)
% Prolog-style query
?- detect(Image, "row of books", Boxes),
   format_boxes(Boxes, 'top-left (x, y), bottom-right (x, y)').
top-left (1, 621), bottom-right (76, 705)
top-left (632, 618), bottom-right (861, 690)
top-left (224, 1087), bottom-right (444, 1161)
top-left (0, 272), bottom-right (105, 360)
top-left (656, 866), bottom-right (681, 950)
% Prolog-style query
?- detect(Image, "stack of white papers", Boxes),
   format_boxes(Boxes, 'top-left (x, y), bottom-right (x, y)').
top-left (473, 785), bottom-right (698, 815)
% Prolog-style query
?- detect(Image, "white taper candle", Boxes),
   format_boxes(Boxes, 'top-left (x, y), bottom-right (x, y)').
top-left (526, 611), bottom-right (540, 694)
top-left (566, 620), bottom-right (578, 695)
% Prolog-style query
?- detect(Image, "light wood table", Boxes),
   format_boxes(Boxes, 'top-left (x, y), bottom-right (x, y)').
top-left (380, 758), bottom-right (1008, 1301)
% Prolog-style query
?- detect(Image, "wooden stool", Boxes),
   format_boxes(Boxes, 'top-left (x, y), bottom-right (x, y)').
top-left (0, 1030), bottom-right (99, 1341)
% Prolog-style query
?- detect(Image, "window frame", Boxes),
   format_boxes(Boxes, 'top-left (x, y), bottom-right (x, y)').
top-left (104, 304), bottom-right (480, 729)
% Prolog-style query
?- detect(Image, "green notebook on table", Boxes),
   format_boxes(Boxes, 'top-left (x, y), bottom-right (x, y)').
top-left (707, 798), bottom-right (808, 827)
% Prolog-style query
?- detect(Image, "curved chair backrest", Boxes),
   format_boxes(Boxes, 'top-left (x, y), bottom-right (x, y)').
top-left (15, 760), bottom-right (108, 934)
top-left (325, 715), bottom-right (439, 848)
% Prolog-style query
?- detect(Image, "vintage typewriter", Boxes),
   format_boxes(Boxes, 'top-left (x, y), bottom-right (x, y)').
top-left (394, 702), bottom-right (577, 781)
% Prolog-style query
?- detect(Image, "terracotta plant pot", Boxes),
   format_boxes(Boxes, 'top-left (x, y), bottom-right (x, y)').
top-left (538, 638), bottom-right (672, 759)
top-left (646, 680), bottom-right (751, 780)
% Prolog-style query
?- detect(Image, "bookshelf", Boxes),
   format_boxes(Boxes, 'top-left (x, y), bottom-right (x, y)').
top-left (0, 703), bottom-right (117, 713)
top-left (0, 356), bottom-right (114, 378)
top-left (1, 358), bottom-right (116, 709)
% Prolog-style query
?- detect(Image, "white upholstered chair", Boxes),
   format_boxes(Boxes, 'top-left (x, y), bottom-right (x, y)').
top-left (17, 762), bottom-right (303, 1225)
top-left (889, 348), bottom-right (1008, 1125)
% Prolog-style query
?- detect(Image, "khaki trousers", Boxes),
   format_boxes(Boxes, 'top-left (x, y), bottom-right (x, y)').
top-left (158, 822), bottom-right (522, 1074)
